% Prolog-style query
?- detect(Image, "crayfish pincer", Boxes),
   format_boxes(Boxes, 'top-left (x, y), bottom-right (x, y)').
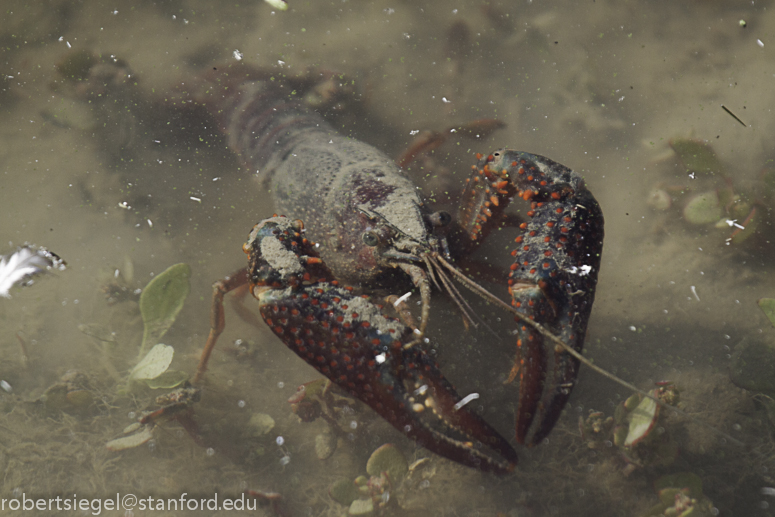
top-left (201, 216), bottom-right (518, 473)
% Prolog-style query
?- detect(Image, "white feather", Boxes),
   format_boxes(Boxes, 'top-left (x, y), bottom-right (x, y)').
top-left (0, 246), bottom-right (66, 298)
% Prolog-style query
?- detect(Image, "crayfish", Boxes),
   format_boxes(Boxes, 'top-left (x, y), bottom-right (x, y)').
top-left (190, 63), bottom-right (604, 473)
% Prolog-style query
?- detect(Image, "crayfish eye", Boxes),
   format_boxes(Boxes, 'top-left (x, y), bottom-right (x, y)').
top-left (425, 211), bottom-right (452, 228)
top-left (362, 231), bottom-right (380, 247)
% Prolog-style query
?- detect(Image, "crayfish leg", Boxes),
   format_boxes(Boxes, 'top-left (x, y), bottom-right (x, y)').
top-left (193, 267), bottom-right (251, 384)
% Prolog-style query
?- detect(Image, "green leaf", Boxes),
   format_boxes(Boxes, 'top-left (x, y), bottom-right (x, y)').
top-left (625, 394), bottom-right (659, 446)
top-left (329, 478), bottom-right (360, 506)
top-left (730, 338), bottom-right (775, 394)
top-left (106, 425), bottom-right (155, 451)
top-left (366, 444), bottom-right (408, 482)
top-left (670, 138), bottom-right (725, 177)
top-left (131, 343), bottom-right (174, 380)
top-left (139, 263), bottom-right (191, 355)
top-left (758, 298), bottom-right (775, 327)
top-left (144, 369), bottom-right (188, 389)
top-left (682, 191), bottom-right (722, 225)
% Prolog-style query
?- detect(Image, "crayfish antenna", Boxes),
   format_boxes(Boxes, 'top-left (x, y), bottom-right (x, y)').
top-left (434, 255), bottom-right (745, 447)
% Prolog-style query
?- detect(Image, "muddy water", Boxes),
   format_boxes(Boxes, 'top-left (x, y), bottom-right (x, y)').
top-left (1, 0), bottom-right (774, 515)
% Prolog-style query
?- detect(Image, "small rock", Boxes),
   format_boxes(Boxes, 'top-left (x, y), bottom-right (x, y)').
top-left (348, 498), bottom-right (374, 515)
top-left (247, 413), bottom-right (275, 437)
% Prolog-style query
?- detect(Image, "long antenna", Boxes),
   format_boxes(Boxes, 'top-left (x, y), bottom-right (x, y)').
top-left (433, 254), bottom-right (745, 447)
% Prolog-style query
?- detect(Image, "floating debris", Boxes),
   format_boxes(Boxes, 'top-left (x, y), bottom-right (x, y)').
top-left (0, 246), bottom-right (66, 298)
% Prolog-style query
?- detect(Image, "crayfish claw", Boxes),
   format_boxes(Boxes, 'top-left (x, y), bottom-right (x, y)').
top-left (389, 346), bottom-right (518, 473)
top-left (246, 216), bottom-right (517, 473)
top-left (466, 150), bottom-right (603, 447)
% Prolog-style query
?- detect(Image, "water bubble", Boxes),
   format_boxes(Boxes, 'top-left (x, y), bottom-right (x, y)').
top-left (206, 448), bottom-right (215, 456)
top-left (349, 420), bottom-right (358, 429)
top-left (237, 400), bottom-right (246, 408)
top-left (127, 411), bottom-right (136, 420)
top-left (277, 381), bottom-right (285, 389)
top-left (733, 423), bottom-right (742, 431)
top-left (276, 436), bottom-right (285, 446)
top-left (280, 455), bottom-right (291, 466)
top-left (420, 480), bottom-right (430, 489)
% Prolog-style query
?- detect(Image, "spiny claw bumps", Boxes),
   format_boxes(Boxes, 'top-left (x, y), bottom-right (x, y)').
top-left (245, 216), bottom-right (518, 473)
top-left (464, 151), bottom-right (604, 446)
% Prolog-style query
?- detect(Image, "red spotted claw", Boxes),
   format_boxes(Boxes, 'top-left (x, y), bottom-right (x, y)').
top-left (197, 216), bottom-right (518, 474)
top-left (456, 150), bottom-right (604, 446)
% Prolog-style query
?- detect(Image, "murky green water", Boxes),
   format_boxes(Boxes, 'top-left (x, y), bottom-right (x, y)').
top-left (1, 0), bottom-right (774, 515)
